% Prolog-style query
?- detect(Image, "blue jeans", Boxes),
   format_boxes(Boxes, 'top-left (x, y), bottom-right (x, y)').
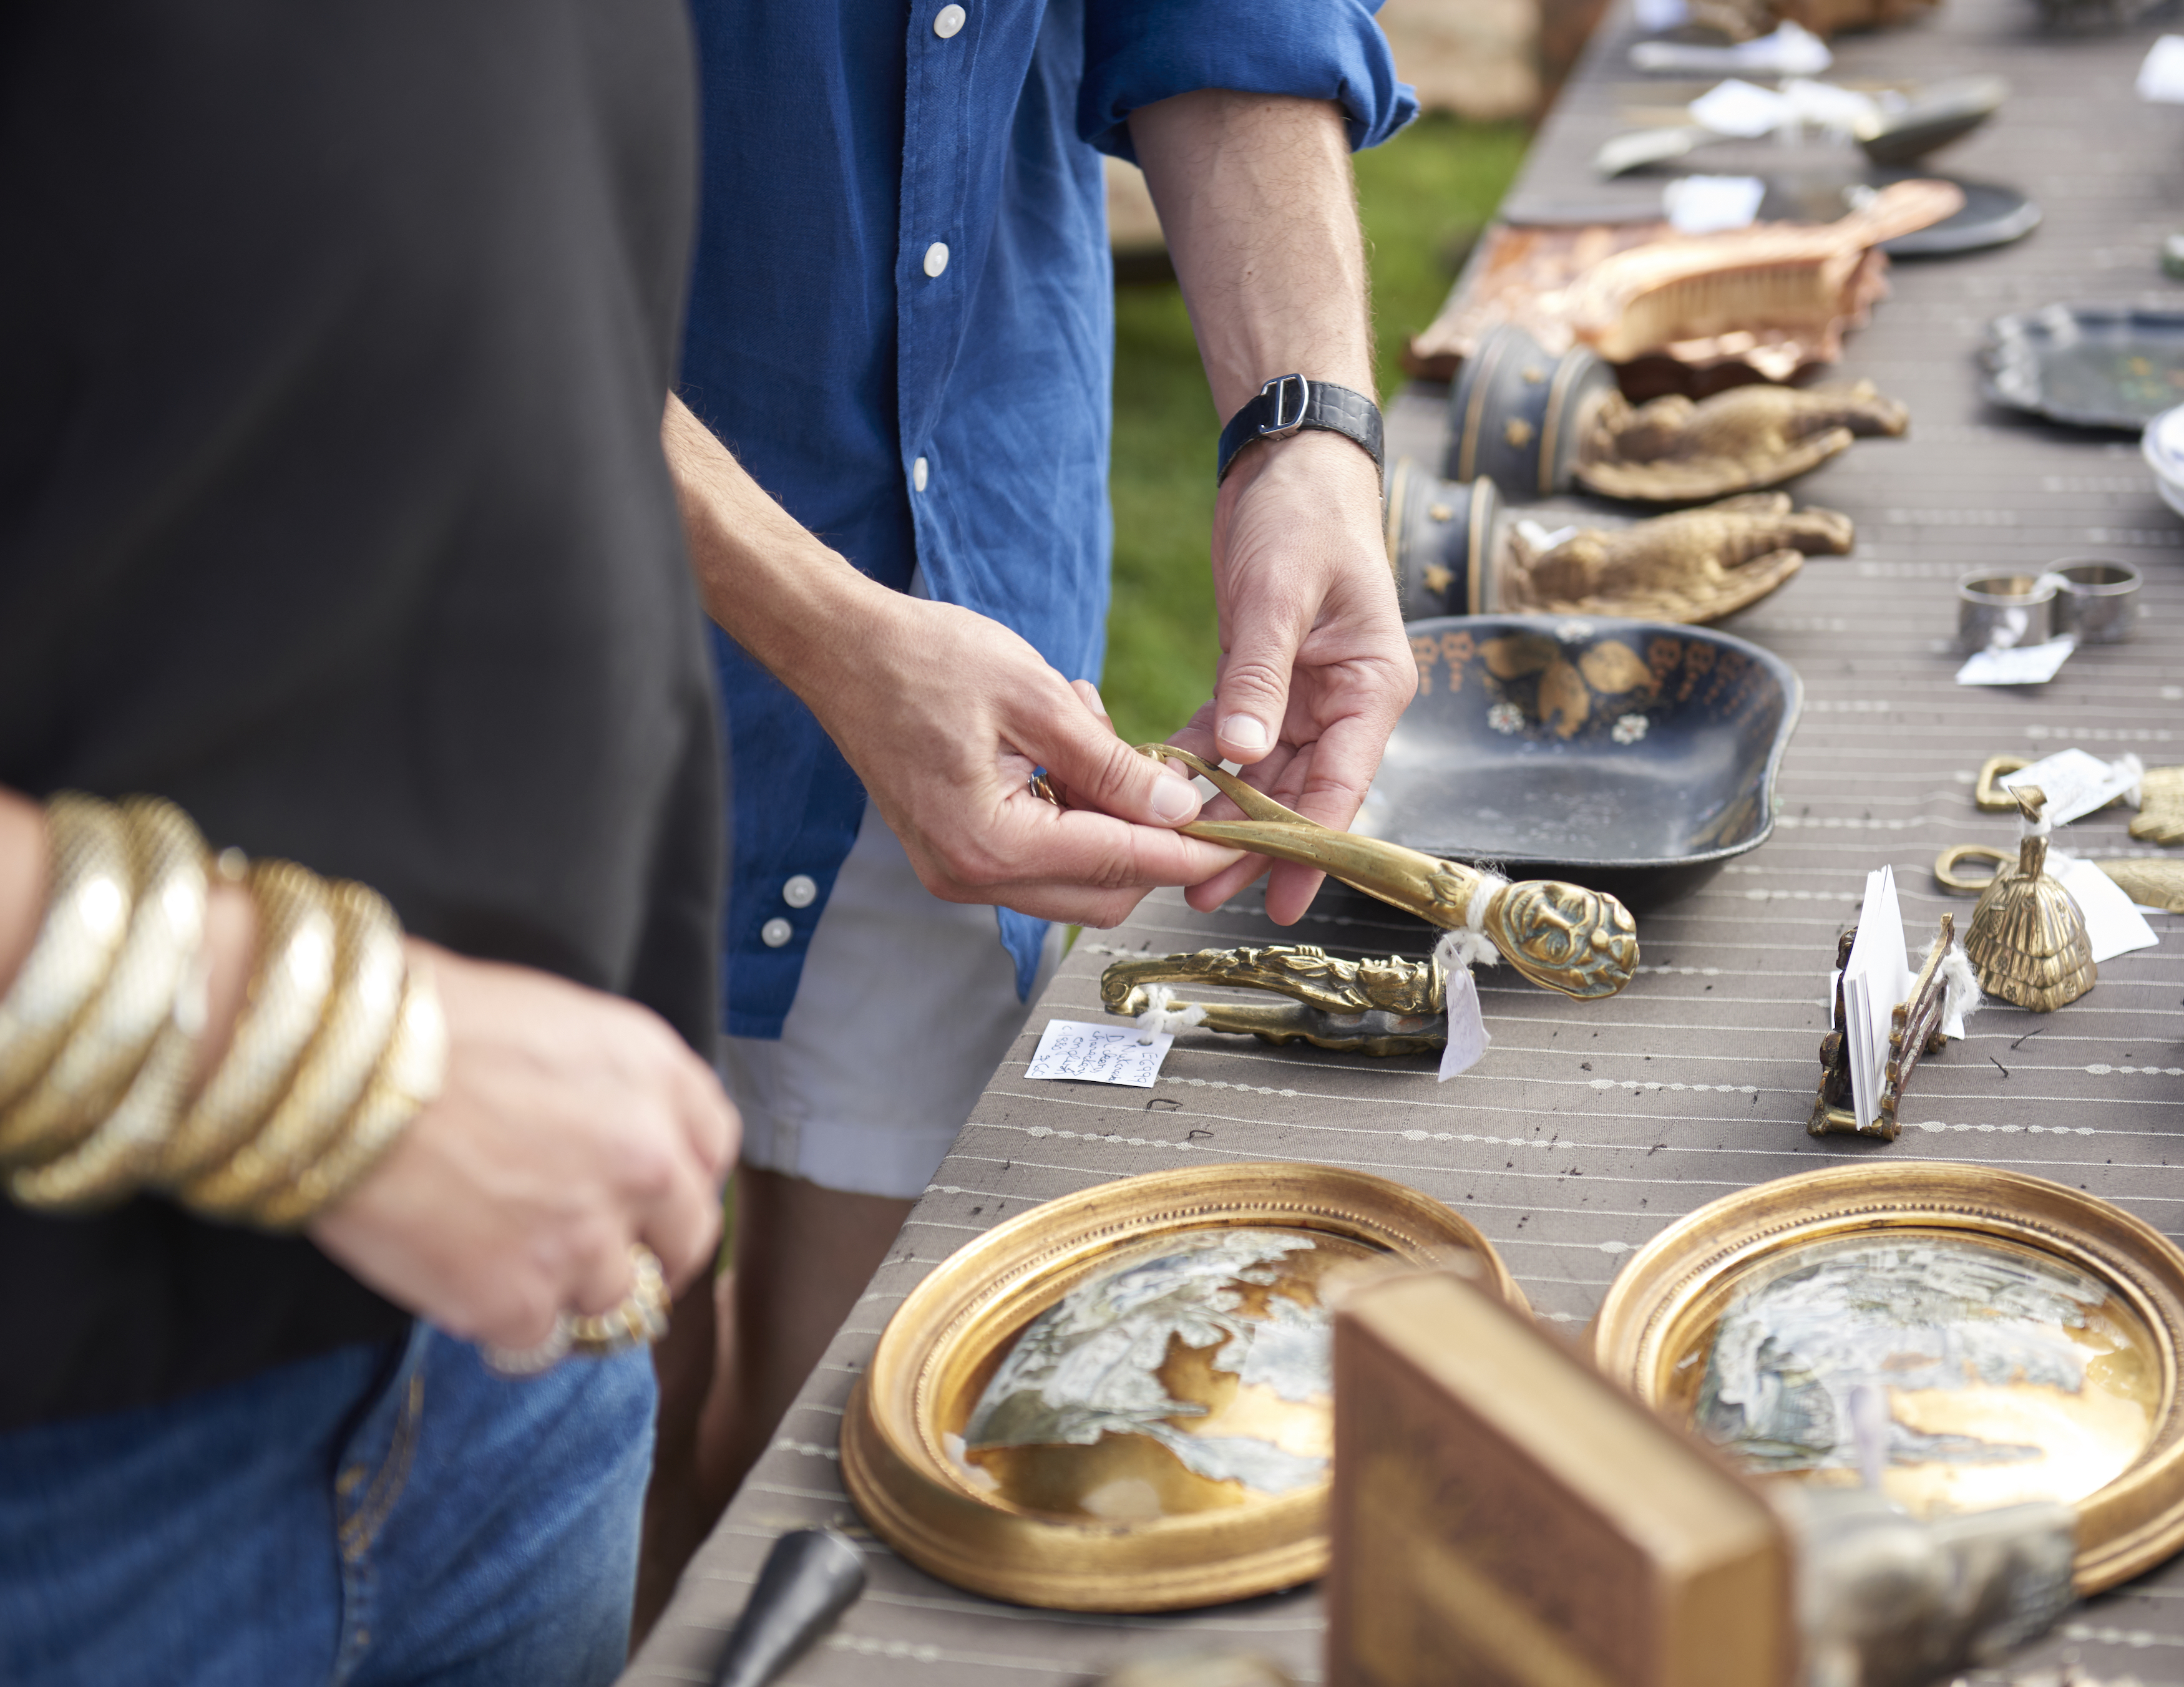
top-left (0, 1323), bottom-right (656, 1686)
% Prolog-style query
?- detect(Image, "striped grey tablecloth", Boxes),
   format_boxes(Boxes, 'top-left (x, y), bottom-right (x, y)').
top-left (628, 2), bottom-right (2184, 1679)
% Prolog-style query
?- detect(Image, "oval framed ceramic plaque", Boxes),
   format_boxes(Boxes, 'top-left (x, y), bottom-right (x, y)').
top-left (841, 1162), bottom-right (1523, 1611)
top-left (1590, 1162), bottom-right (2184, 1592)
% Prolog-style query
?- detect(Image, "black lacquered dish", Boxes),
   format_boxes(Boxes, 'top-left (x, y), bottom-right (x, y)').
top-left (1982, 304), bottom-right (2184, 429)
top-left (1349, 615), bottom-right (1801, 912)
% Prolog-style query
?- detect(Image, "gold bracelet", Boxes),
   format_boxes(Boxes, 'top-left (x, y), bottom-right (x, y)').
top-left (249, 958), bottom-right (446, 1230)
top-left (155, 860), bottom-right (338, 1186)
top-left (0, 796), bottom-right (134, 1113)
top-left (0, 798), bottom-right (207, 1169)
top-left (178, 878), bottom-right (404, 1218)
top-left (9, 955), bottom-right (208, 1212)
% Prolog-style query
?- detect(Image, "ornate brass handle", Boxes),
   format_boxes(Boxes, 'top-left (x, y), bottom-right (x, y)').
top-left (1934, 843), bottom-right (2011, 895)
top-left (1099, 945), bottom-right (1446, 1057)
top-left (1138, 745), bottom-right (1639, 1001)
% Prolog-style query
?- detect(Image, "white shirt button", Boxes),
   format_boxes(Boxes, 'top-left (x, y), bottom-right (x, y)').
top-left (912, 455), bottom-right (930, 492)
top-left (760, 917), bottom-right (794, 948)
top-left (782, 873), bottom-right (818, 908)
top-left (934, 4), bottom-right (967, 37)
top-left (923, 241), bottom-right (949, 278)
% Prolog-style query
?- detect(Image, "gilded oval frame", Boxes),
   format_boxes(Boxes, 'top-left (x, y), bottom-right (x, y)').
top-left (1588, 1161), bottom-right (2184, 1593)
top-left (841, 1162), bottom-right (1524, 1612)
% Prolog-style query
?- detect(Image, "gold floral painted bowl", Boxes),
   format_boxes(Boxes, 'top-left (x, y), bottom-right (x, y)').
top-left (1357, 614), bottom-right (1800, 912)
top-left (1590, 1162), bottom-right (2184, 1592)
top-left (840, 1162), bottom-right (1523, 1612)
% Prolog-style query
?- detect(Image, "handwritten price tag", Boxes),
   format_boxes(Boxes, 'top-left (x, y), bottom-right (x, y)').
top-left (1025, 1019), bottom-right (1171, 1087)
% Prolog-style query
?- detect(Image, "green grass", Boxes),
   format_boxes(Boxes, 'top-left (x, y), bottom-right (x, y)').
top-left (1102, 115), bottom-right (1531, 747)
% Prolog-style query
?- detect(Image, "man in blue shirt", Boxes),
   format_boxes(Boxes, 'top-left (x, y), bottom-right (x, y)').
top-left (647, 0), bottom-right (1418, 1604)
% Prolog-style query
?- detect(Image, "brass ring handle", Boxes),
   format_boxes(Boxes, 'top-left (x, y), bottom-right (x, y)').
top-left (1934, 843), bottom-right (2008, 895)
top-left (1133, 744), bottom-right (1640, 1001)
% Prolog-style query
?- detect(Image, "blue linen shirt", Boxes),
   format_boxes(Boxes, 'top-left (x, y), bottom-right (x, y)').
top-left (682, 0), bottom-right (1415, 1039)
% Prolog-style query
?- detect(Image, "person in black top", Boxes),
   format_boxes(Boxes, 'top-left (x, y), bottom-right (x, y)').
top-left (0, 3), bottom-right (734, 1681)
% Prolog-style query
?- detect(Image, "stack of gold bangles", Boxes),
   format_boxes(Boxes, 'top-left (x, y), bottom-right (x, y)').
top-left (0, 792), bottom-right (447, 1227)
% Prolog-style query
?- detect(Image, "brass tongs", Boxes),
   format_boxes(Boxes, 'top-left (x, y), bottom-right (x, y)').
top-left (1131, 744), bottom-right (1639, 1000)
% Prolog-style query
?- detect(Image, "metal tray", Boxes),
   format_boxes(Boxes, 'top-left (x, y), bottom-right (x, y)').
top-left (1350, 614), bottom-right (1801, 912)
top-left (1982, 303), bottom-right (2184, 429)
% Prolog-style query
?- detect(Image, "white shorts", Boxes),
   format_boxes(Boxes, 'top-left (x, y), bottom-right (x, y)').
top-left (719, 808), bottom-right (1063, 1199)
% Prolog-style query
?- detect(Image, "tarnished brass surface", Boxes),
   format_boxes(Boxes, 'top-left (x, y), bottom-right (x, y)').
top-left (1590, 1162), bottom-right (2184, 1594)
top-left (2138, 766), bottom-right (2184, 844)
top-left (1807, 913), bottom-right (1955, 1141)
top-left (1100, 946), bottom-right (1445, 1057)
top-left (1496, 492), bottom-right (1854, 625)
top-left (1574, 380), bottom-right (1909, 504)
top-left (838, 1163), bottom-right (1523, 1612)
top-left (1137, 746), bottom-right (1639, 1000)
top-left (1938, 845), bottom-right (2184, 914)
top-left (1956, 788), bottom-right (2096, 1012)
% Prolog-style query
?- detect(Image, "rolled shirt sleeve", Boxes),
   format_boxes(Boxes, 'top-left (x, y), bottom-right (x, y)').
top-left (1080, 0), bottom-right (1418, 160)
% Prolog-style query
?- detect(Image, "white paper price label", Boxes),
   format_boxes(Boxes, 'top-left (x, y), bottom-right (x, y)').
top-left (1025, 1019), bottom-right (1171, 1087)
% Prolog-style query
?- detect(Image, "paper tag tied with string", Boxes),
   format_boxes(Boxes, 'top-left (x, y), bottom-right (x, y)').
top-left (1432, 876), bottom-right (1506, 1079)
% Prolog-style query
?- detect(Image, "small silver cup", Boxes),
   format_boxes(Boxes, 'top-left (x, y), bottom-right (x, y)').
top-left (2049, 559), bottom-right (2142, 644)
top-left (1957, 572), bottom-right (2059, 655)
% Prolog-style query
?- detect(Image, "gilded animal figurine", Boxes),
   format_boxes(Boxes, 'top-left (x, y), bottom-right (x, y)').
top-left (1092, 747), bottom-right (1639, 1000)
top-left (1574, 381), bottom-right (1908, 503)
top-left (1101, 946), bottom-right (1446, 1056)
top-left (1957, 788), bottom-right (2095, 1013)
top-left (1499, 492), bottom-right (1855, 624)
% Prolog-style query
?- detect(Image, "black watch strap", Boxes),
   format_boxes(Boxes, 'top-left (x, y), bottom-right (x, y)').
top-left (1215, 374), bottom-right (1384, 485)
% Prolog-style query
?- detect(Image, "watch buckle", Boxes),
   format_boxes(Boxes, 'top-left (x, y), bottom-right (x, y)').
top-left (1257, 372), bottom-right (1310, 439)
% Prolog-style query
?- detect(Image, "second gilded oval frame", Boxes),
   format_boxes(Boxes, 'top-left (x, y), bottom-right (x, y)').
top-left (1589, 1161), bottom-right (2184, 1593)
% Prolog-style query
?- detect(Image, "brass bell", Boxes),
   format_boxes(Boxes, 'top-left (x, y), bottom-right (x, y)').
top-left (1962, 786), bottom-right (2095, 1013)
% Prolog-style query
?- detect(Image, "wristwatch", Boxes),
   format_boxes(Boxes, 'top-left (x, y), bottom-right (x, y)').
top-left (1215, 373), bottom-right (1385, 485)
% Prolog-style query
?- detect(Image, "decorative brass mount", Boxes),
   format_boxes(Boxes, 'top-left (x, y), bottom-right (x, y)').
top-left (1808, 913), bottom-right (1957, 1142)
top-left (1137, 745), bottom-right (1639, 1001)
top-left (1100, 946), bottom-right (1446, 1056)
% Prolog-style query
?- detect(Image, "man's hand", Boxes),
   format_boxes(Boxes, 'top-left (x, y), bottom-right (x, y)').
top-left (825, 595), bottom-right (1241, 926)
top-left (310, 943), bottom-right (738, 1351)
top-left (1131, 91), bottom-right (1415, 923)
top-left (1169, 430), bottom-right (1411, 922)
top-left (663, 397), bottom-right (1239, 930)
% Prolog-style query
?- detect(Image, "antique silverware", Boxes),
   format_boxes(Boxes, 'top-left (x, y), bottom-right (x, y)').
top-left (1100, 946), bottom-right (1445, 1056)
top-left (1138, 745), bottom-right (1639, 999)
top-left (707, 1529), bottom-right (865, 1687)
top-left (1959, 787), bottom-right (2096, 1011)
top-left (1808, 912), bottom-right (1959, 1142)
top-left (2049, 559), bottom-right (2142, 644)
top-left (1958, 571), bottom-right (2060, 655)
top-left (1938, 843), bottom-right (2184, 914)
